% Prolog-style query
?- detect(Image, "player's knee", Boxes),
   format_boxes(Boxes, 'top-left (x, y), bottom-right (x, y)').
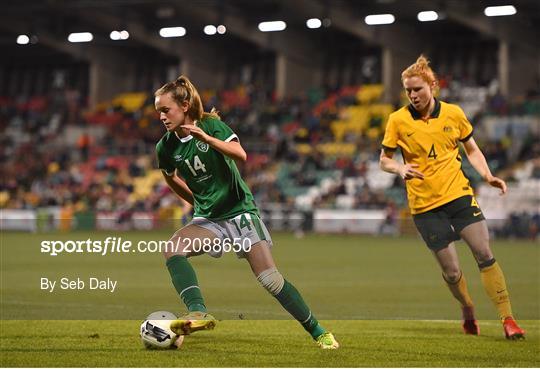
top-left (472, 243), bottom-right (493, 264)
top-left (443, 269), bottom-right (461, 283)
top-left (475, 250), bottom-right (494, 265)
top-left (256, 268), bottom-right (285, 296)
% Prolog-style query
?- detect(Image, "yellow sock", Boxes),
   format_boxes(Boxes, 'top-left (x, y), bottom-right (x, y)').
top-left (480, 259), bottom-right (513, 321)
top-left (444, 272), bottom-right (474, 308)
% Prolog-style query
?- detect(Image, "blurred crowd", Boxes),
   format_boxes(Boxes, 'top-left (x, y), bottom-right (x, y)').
top-left (1, 79), bottom-right (539, 238)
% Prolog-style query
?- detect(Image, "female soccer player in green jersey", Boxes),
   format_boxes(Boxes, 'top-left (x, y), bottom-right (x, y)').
top-left (380, 55), bottom-right (525, 339)
top-left (154, 75), bottom-right (338, 349)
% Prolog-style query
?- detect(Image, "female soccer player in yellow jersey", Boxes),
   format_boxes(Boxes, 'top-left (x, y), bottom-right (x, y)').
top-left (380, 55), bottom-right (525, 339)
top-left (154, 75), bottom-right (338, 349)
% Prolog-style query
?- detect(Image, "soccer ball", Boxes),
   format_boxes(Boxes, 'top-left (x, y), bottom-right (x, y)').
top-left (140, 311), bottom-right (178, 349)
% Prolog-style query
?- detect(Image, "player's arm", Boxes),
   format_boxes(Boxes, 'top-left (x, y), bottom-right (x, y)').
top-left (379, 149), bottom-right (424, 180)
top-left (462, 137), bottom-right (507, 195)
top-left (181, 123), bottom-right (247, 162)
top-left (162, 172), bottom-right (195, 205)
top-left (206, 137), bottom-right (247, 162)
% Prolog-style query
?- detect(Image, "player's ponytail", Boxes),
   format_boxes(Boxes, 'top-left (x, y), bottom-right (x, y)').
top-left (203, 107), bottom-right (221, 120)
top-left (401, 54), bottom-right (438, 86)
top-left (155, 75), bottom-right (220, 121)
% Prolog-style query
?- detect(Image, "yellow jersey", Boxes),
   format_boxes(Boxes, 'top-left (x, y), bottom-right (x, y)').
top-left (382, 99), bottom-right (474, 214)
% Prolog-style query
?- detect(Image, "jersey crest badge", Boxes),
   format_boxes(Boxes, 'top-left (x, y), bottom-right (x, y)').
top-left (196, 141), bottom-right (209, 152)
top-left (174, 154), bottom-right (183, 161)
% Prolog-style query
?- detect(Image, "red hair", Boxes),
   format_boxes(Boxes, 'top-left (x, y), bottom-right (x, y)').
top-left (401, 55), bottom-right (438, 86)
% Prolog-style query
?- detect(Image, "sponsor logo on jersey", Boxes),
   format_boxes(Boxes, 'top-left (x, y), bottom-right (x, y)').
top-left (174, 154), bottom-right (183, 161)
top-left (196, 141), bottom-right (209, 152)
top-left (444, 126), bottom-right (452, 132)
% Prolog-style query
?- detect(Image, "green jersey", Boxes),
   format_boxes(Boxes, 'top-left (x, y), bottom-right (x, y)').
top-left (156, 116), bottom-right (258, 220)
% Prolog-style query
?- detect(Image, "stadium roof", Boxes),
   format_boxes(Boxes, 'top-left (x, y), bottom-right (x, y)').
top-left (1, 0), bottom-right (538, 65)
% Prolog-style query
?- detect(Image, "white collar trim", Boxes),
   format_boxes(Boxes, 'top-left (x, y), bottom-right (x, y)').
top-left (175, 132), bottom-right (193, 143)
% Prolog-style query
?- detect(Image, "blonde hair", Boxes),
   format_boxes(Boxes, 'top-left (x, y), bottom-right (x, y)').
top-left (401, 55), bottom-right (438, 86)
top-left (154, 75), bottom-right (220, 120)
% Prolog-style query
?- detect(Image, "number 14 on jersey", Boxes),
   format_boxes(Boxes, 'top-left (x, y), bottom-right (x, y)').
top-left (185, 155), bottom-right (207, 176)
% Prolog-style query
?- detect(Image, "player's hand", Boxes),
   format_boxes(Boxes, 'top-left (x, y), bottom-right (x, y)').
top-left (180, 122), bottom-right (210, 143)
top-left (486, 175), bottom-right (507, 195)
top-left (399, 164), bottom-right (424, 180)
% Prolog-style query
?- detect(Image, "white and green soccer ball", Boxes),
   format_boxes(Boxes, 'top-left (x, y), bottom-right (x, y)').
top-left (140, 311), bottom-right (179, 349)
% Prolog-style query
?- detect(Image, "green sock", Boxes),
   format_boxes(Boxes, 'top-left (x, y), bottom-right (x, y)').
top-left (274, 280), bottom-right (325, 339)
top-left (166, 255), bottom-right (207, 313)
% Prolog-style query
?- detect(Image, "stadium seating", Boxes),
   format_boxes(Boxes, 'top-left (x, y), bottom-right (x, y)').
top-left (1, 81), bottom-right (538, 237)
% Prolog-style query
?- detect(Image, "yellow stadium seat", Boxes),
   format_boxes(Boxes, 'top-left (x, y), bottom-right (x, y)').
top-left (112, 92), bottom-right (148, 112)
top-left (356, 84), bottom-right (384, 104)
top-left (367, 127), bottom-right (382, 140)
top-left (131, 170), bottom-right (163, 200)
top-left (295, 143), bottom-right (312, 155)
top-left (369, 104), bottom-right (393, 119)
top-left (317, 143), bottom-right (356, 156)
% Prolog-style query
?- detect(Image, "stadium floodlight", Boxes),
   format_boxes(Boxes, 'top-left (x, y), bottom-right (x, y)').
top-left (417, 11), bottom-right (439, 22)
top-left (68, 32), bottom-right (93, 43)
top-left (159, 26), bottom-right (186, 38)
top-left (16, 35), bottom-right (30, 45)
top-left (110, 30), bottom-right (130, 40)
top-left (258, 21), bottom-right (287, 32)
top-left (484, 5), bottom-right (517, 17)
top-left (365, 14), bottom-right (395, 25)
top-left (204, 25), bottom-right (217, 35)
top-left (216, 25), bottom-right (226, 34)
top-left (306, 18), bottom-right (322, 29)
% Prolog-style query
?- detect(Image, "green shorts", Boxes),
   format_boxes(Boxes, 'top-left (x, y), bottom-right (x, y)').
top-left (412, 195), bottom-right (485, 250)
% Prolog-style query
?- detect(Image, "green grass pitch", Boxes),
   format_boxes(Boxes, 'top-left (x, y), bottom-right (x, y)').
top-left (1, 231), bottom-right (539, 367)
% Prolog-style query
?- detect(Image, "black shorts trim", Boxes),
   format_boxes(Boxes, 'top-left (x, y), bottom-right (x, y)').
top-left (413, 195), bottom-right (485, 250)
